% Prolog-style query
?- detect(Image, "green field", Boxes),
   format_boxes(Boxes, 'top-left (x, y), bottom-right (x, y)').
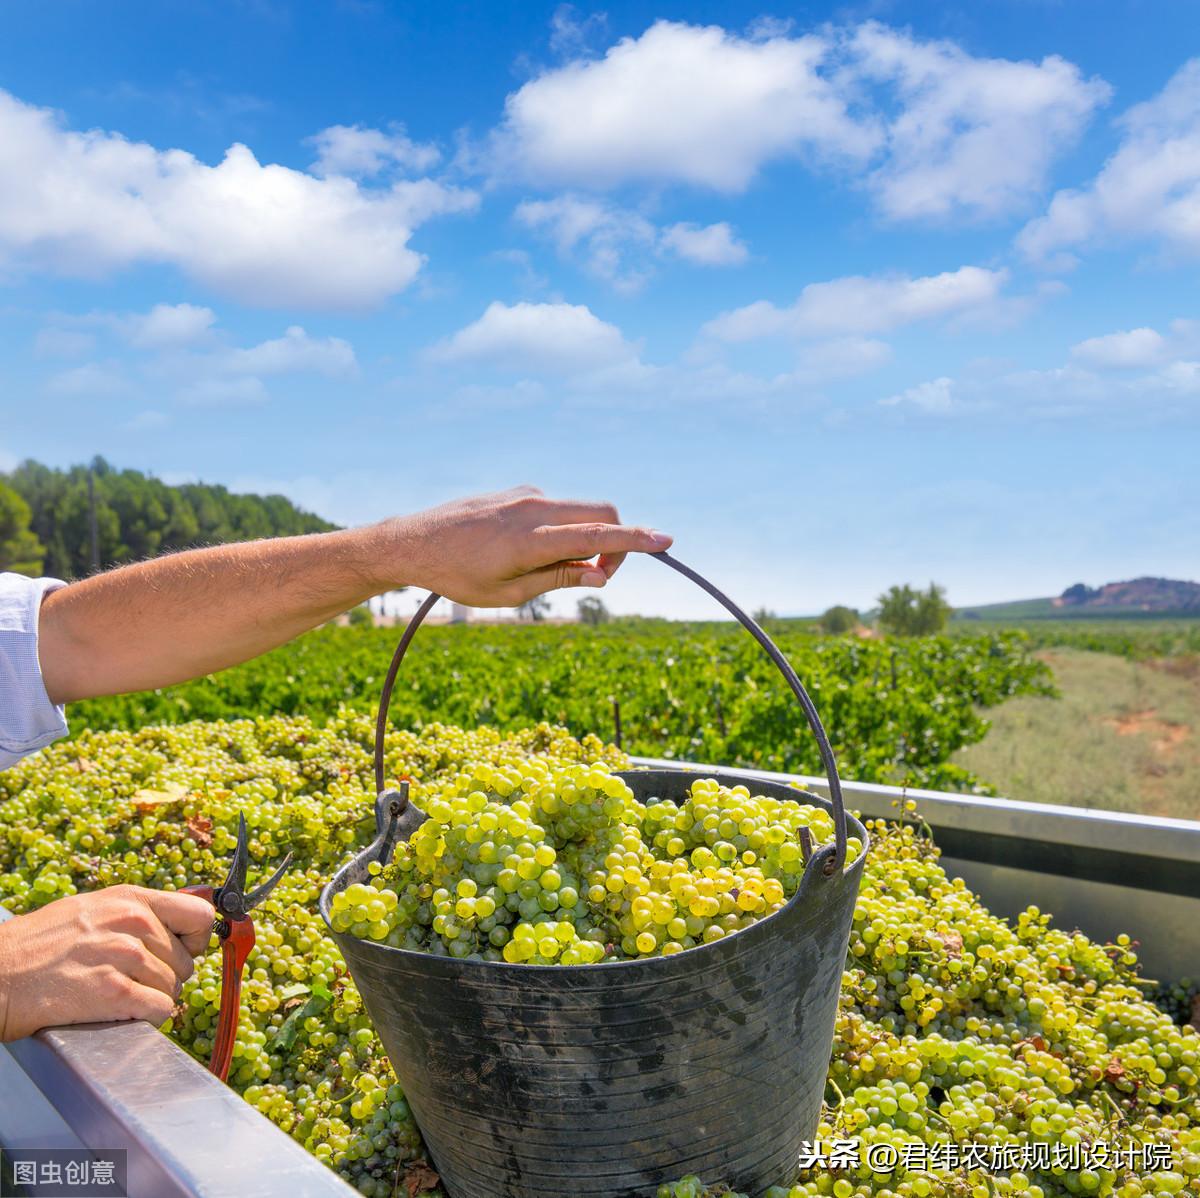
top-left (953, 648), bottom-right (1200, 820)
top-left (69, 623), bottom-right (1052, 795)
top-left (950, 616), bottom-right (1200, 659)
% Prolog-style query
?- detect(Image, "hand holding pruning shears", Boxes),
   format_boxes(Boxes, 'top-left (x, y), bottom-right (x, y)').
top-left (183, 814), bottom-right (292, 1082)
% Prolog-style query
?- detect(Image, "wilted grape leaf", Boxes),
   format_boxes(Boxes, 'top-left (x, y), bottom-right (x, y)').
top-left (133, 782), bottom-right (188, 812)
top-left (186, 815), bottom-right (213, 848)
top-left (936, 931), bottom-right (963, 958)
top-left (403, 1161), bottom-right (440, 1196)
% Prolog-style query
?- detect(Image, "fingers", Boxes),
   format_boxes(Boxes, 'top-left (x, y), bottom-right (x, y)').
top-left (508, 561), bottom-right (607, 604)
top-left (526, 524), bottom-right (671, 571)
top-left (531, 498), bottom-right (620, 526)
top-left (112, 977), bottom-right (177, 1029)
top-left (596, 551), bottom-right (627, 579)
top-left (108, 889), bottom-right (202, 982)
top-left (142, 919), bottom-right (199, 984)
top-left (118, 938), bottom-right (182, 999)
top-left (138, 888), bottom-right (218, 958)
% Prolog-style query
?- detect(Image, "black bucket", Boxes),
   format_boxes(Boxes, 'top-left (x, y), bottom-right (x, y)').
top-left (320, 552), bottom-right (869, 1198)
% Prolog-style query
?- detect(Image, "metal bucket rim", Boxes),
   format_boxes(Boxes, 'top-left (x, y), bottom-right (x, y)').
top-left (318, 764), bottom-right (870, 976)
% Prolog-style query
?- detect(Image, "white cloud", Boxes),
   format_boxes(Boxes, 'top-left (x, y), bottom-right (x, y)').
top-left (1159, 360), bottom-right (1200, 395)
top-left (515, 195), bottom-right (656, 291)
top-left (125, 302), bottom-right (216, 349)
top-left (879, 320), bottom-right (1200, 419)
top-left (178, 377), bottom-right (270, 407)
top-left (487, 16), bottom-right (1104, 226)
top-left (426, 301), bottom-right (639, 375)
top-left (515, 197), bottom-right (750, 288)
top-left (1019, 59), bottom-right (1200, 264)
top-left (224, 326), bottom-right (357, 378)
top-left (548, 5), bottom-right (609, 57)
top-left (491, 20), bottom-right (878, 192)
top-left (0, 88), bottom-right (475, 308)
top-left (704, 266), bottom-right (1007, 341)
top-left (880, 376), bottom-right (958, 412)
top-left (308, 123), bottom-right (440, 178)
top-left (387, 178), bottom-right (478, 225)
top-left (1070, 327), bottom-right (1167, 369)
top-left (792, 337), bottom-right (892, 382)
top-left (850, 22), bottom-right (1110, 222)
top-left (660, 221), bottom-right (748, 266)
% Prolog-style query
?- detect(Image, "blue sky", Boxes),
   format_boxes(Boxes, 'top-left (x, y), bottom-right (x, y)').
top-left (0, 1), bottom-right (1196, 618)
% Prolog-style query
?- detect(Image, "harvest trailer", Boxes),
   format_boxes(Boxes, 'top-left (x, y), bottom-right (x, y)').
top-left (3, 762), bottom-right (1198, 1198)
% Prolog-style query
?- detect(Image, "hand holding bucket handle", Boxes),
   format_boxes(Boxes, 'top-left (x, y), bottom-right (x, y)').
top-left (372, 550), bottom-right (849, 875)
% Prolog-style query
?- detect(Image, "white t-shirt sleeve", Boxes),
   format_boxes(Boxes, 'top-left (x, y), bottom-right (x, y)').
top-left (0, 573), bottom-right (69, 771)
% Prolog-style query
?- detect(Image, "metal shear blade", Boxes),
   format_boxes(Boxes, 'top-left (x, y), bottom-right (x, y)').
top-left (212, 813), bottom-right (293, 922)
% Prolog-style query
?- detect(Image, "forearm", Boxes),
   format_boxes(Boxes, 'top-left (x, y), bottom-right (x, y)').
top-left (39, 523), bottom-right (400, 704)
top-left (35, 487), bottom-right (670, 706)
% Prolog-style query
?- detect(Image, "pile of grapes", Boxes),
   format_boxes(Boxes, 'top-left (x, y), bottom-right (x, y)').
top-left (331, 765), bottom-right (863, 963)
top-left (1, 714), bottom-right (1198, 1197)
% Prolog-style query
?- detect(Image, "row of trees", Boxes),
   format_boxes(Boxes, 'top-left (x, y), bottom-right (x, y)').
top-left (0, 457), bottom-right (335, 580)
top-left (818, 583), bottom-right (953, 636)
top-left (517, 587), bottom-right (952, 636)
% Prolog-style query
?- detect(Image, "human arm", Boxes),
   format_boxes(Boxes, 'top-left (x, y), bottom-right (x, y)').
top-left (38, 486), bottom-right (671, 705)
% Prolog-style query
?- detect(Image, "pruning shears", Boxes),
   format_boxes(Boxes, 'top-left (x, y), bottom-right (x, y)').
top-left (183, 814), bottom-right (293, 1082)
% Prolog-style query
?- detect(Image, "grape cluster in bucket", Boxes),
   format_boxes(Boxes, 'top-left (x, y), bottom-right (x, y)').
top-left (328, 761), bottom-right (863, 964)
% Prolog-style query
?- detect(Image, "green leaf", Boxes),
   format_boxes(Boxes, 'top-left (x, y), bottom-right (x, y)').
top-left (269, 987), bottom-right (332, 1052)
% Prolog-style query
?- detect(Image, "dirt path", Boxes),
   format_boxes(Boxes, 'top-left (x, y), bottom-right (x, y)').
top-left (953, 648), bottom-right (1200, 820)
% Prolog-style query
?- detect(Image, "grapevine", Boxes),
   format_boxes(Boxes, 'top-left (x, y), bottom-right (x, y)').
top-left (64, 624), bottom-right (1054, 793)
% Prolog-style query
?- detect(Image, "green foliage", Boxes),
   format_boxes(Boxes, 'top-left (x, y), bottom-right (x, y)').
top-left (346, 605), bottom-right (374, 628)
top-left (0, 481), bottom-right (45, 576)
top-left (820, 605), bottom-right (859, 635)
top-left (1, 456), bottom-right (336, 579)
top-left (577, 595), bottom-right (610, 625)
top-left (68, 623), bottom-right (1054, 793)
top-left (876, 583), bottom-right (952, 637)
top-left (950, 617), bottom-right (1200, 660)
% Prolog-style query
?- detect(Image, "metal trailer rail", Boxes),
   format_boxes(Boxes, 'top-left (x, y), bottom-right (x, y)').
top-left (3, 767), bottom-right (1199, 1196)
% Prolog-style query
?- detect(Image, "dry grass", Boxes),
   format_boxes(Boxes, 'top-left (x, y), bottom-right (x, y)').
top-left (953, 648), bottom-right (1200, 820)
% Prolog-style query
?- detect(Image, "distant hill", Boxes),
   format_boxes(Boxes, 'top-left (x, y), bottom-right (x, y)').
top-left (956, 577), bottom-right (1200, 621)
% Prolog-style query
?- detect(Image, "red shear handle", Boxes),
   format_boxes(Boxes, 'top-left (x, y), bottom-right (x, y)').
top-left (209, 919), bottom-right (255, 1083)
top-left (181, 883), bottom-right (254, 1083)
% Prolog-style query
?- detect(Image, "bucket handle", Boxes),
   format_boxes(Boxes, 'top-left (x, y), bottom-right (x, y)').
top-left (372, 550), bottom-right (849, 875)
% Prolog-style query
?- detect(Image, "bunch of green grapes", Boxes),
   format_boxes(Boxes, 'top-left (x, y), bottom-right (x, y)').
top-left (329, 765), bottom-right (862, 964)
